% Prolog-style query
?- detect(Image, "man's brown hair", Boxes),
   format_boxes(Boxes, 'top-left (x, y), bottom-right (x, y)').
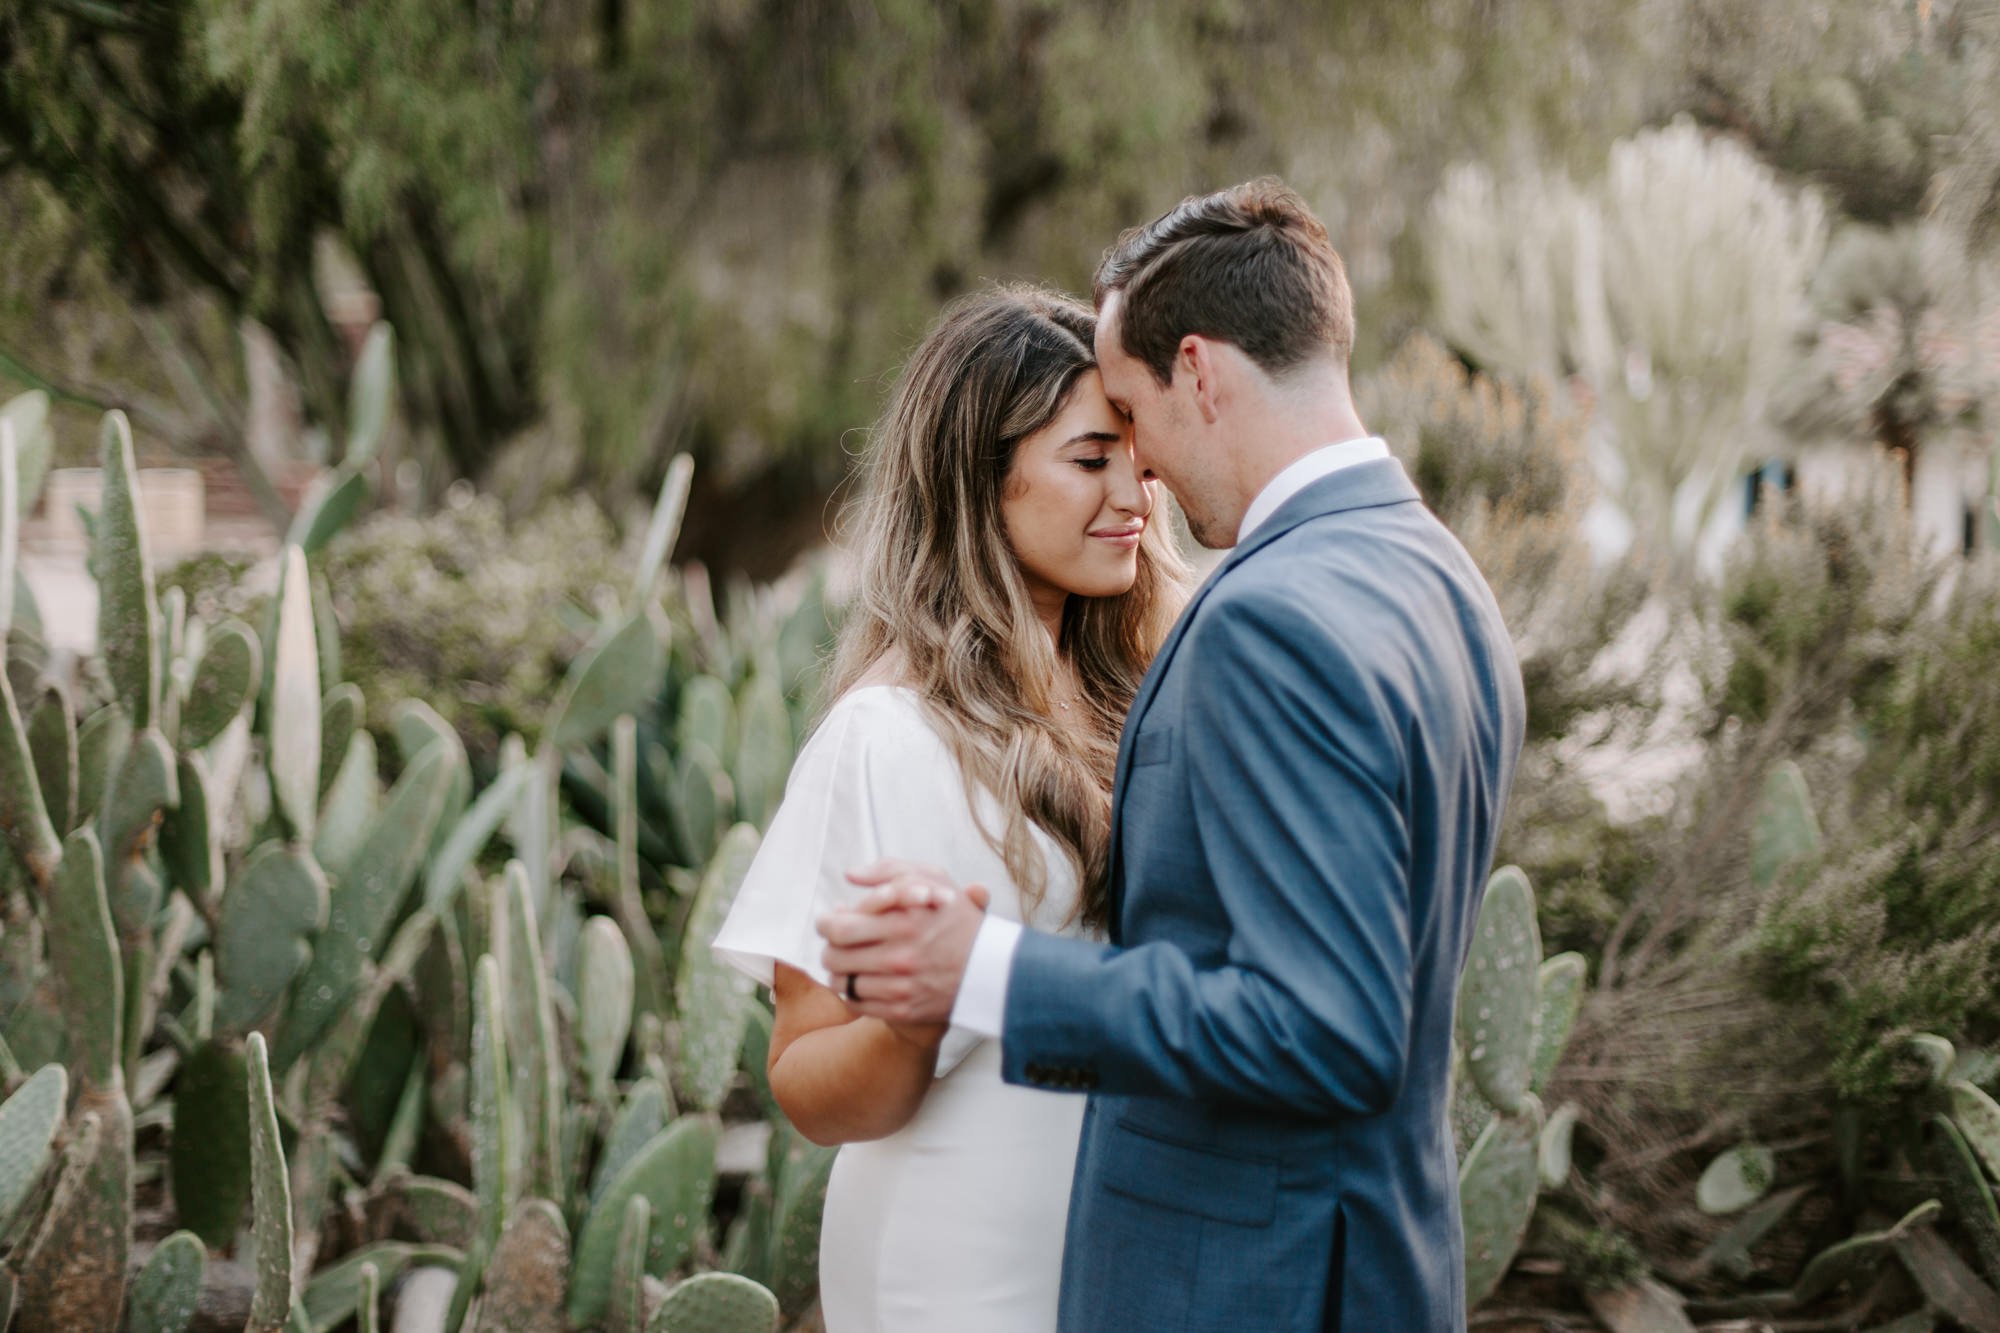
top-left (1093, 177), bottom-right (1354, 385)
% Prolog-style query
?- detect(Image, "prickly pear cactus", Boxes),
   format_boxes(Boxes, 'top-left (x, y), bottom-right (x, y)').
top-left (1530, 952), bottom-right (1586, 1095)
top-left (731, 677), bottom-right (792, 828)
top-left (0, 1064), bottom-right (66, 1236)
top-left (13, 1104), bottom-right (130, 1332)
top-left (180, 619), bottom-right (261, 750)
top-left (676, 676), bottom-right (737, 770)
top-left (1697, 1144), bottom-right (1777, 1215)
top-left (1457, 866), bottom-right (1540, 1114)
top-left (496, 861), bottom-right (564, 1199)
top-left (767, 1137), bottom-right (835, 1319)
top-left (471, 1199), bottom-right (571, 1333)
top-left (245, 1032), bottom-right (296, 1333)
top-left (549, 613), bottom-right (666, 750)
top-left (215, 843), bottom-right (329, 1033)
top-left (1459, 1094), bottom-right (1545, 1306)
top-left (675, 824), bottom-right (762, 1112)
top-left (277, 742), bottom-right (457, 1066)
top-left (126, 1230), bottom-right (206, 1333)
top-left (580, 916), bottom-right (637, 1104)
top-left (169, 1039), bottom-right (252, 1247)
top-left (569, 1116), bottom-right (722, 1327)
top-left (1751, 760), bottom-right (1821, 890)
top-left (93, 411), bottom-right (160, 731)
top-left (265, 545), bottom-right (321, 842)
top-left (593, 1079), bottom-right (670, 1207)
top-left (649, 1271), bottom-right (781, 1333)
top-left (609, 1194), bottom-right (654, 1333)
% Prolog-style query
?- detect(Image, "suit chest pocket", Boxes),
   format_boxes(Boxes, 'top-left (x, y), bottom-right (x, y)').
top-left (1132, 723), bottom-right (1176, 768)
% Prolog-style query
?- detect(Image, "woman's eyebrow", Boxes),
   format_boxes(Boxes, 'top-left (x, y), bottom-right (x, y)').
top-left (1063, 430), bottom-right (1121, 447)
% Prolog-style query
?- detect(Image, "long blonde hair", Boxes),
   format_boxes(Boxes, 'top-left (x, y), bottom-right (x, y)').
top-left (831, 286), bottom-right (1189, 930)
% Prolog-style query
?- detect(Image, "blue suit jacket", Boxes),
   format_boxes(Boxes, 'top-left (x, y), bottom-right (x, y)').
top-left (1003, 457), bottom-right (1525, 1331)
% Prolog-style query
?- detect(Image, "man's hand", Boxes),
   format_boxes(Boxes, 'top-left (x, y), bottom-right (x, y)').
top-left (818, 860), bottom-right (990, 1026)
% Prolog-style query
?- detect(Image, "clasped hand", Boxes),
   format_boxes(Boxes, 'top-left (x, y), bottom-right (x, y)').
top-left (818, 859), bottom-right (989, 1027)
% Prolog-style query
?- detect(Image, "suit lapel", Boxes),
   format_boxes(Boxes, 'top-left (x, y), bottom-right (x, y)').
top-left (1105, 457), bottom-right (1422, 930)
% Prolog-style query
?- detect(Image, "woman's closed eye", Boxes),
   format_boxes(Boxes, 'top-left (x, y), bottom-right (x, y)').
top-left (1073, 457), bottom-right (1110, 472)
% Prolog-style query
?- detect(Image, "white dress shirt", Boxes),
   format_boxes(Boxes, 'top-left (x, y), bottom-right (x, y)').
top-left (949, 436), bottom-right (1391, 1038)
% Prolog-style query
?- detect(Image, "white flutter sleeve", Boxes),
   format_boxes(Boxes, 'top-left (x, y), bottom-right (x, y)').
top-left (711, 689), bottom-right (987, 1076)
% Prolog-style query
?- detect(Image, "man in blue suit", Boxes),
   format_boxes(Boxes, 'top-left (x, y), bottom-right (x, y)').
top-left (821, 178), bottom-right (1525, 1330)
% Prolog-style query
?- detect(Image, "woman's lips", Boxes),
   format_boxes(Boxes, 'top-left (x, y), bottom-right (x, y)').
top-left (1089, 525), bottom-right (1144, 550)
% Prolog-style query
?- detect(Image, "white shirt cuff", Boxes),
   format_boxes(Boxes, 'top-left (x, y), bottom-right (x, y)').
top-left (950, 915), bottom-right (1022, 1037)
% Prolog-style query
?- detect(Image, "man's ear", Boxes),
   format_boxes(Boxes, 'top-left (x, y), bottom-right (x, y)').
top-left (1181, 335), bottom-right (1223, 425)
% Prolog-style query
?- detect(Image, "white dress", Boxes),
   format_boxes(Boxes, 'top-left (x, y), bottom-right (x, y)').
top-left (712, 685), bottom-right (1088, 1332)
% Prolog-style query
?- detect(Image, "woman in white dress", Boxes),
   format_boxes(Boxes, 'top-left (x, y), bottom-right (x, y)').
top-left (712, 286), bottom-right (1189, 1330)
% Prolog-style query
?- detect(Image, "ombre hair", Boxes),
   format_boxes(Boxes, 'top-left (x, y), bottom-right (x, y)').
top-left (830, 286), bottom-right (1190, 930)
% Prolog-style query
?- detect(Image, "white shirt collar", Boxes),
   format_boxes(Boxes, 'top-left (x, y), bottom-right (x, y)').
top-left (1236, 436), bottom-right (1391, 543)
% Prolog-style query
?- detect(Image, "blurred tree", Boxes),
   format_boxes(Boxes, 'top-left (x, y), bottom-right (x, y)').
top-left (1778, 221), bottom-right (1999, 492)
top-left (0, 0), bottom-right (1667, 567)
top-left (1427, 119), bottom-right (1828, 567)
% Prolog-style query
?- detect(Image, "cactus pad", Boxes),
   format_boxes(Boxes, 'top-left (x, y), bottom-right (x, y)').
top-left (470, 952), bottom-right (515, 1268)
top-left (1697, 1143), bottom-right (1776, 1215)
top-left (1950, 1079), bottom-right (2000, 1181)
top-left (676, 677), bottom-right (736, 769)
top-left (649, 1272), bottom-right (781, 1333)
top-left (1458, 1093), bottom-right (1543, 1307)
top-left (266, 545), bottom-right (322, 843)
top-left (302, 1242), bottom-right (461, 1331)
top-left (496, 862), bottom-right (564, 1198)
top-left (98, 724), bottom-right (177, 881)
top-left (290, 466), bottom-right (370, 557)
top-left (592, 1078), bottom-right (669, 1207)
top-left (550, 613), bottom-right (666, 751)
top-left (471, 1198), bottom-right (570, 1333)
top-left (24, 683), bottom-right (74, 841)
top-left (245, 1032), bottom-right (296, 1332)
top-left (609, 1194), bottom-right (653, 1333)
top-left (672, 744), bottom-right (729, 867)
top-left (731, 678), bottom-right (791, 828)
top-left (1457, 865), bottom-right (1541, 1115)
top-left (158, 754), bottom-right (219, 905)
top-left (1538, 1103), bottom-right (1578, 1191)
top-left (181, 619), bottom-right (261, 751)
top-left (317, 683), bottom-right (363, 802)
top-left (1530, 951), bottom-right (1586, 1094)
top-left (216, 843), bottom-right (330, 1034)
top-left (0, 1063), bottom-right (65, 1236)
top-left (345, 324), bottom-right (397, 465)
top-left (313, 728), bottom-right (380, 878)
top-left (170, 1038), bottom-right (252, 1247)
top-left (395, 1175), bottom-right (478, 1248)
top-left (675, 824), bottom-right (762, 1112)
top-left (1930, 1112), bottom-right (2000, 1288)
top-left (579, 917), bottom-right (636, 1103)
top-left (93, 410), bottom-right (160, 730)
top-left (279, 742), bottom-right (455, 1066)
top-left (126, 1230), bottom-right (206, 1333)
top-left (1751, 761), bottom-right (1821, 890)
top-left (569, 1115), bottom-right (721, 1327)
top-left (0, 664), bottom-right (60, 892)
top-left (46, 828), bottom-right (122, 1087)
top-left (768, 1140), bottom-right (835, 1317)
top-left (13, 1100), bottom-right (132, 1333)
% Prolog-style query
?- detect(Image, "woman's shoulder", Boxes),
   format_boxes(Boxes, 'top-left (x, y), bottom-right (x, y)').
top-left (807, 684), bottom-right (953, 771)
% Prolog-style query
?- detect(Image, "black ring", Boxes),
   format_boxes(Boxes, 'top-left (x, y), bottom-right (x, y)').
top-left (844, 973), bottom-right (860, 1003)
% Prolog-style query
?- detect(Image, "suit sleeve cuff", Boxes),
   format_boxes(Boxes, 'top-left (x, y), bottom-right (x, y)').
top-left (950, 915), bottom-right (1022, 1037)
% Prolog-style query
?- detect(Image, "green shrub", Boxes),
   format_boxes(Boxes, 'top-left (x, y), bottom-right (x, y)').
top-left (318, 492), bottom-right (627, 762)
